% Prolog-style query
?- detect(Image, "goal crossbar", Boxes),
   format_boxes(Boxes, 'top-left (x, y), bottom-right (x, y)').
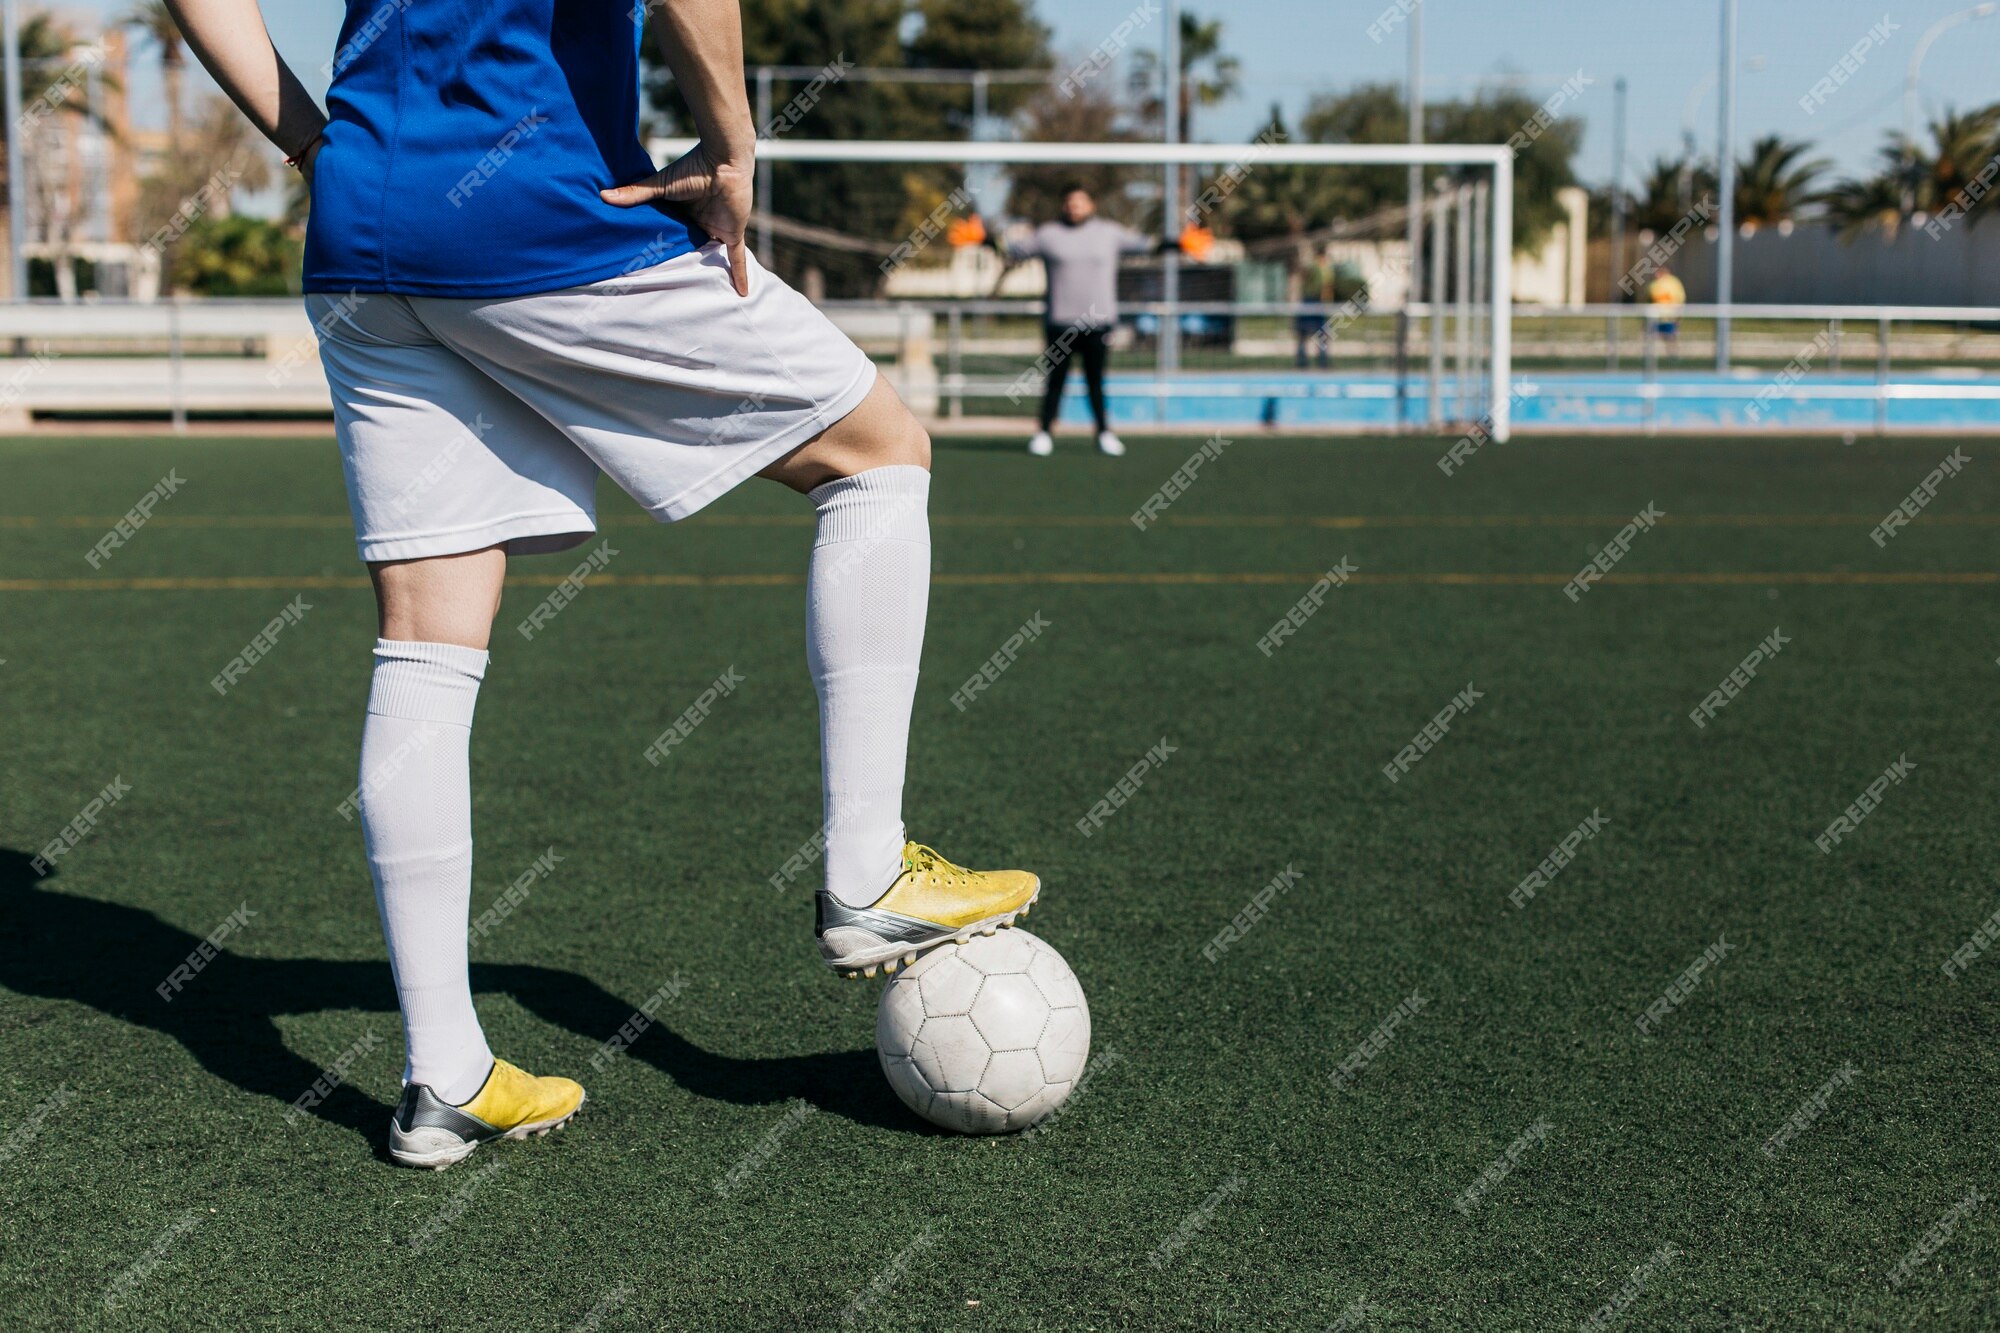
top-left (652, 138), bottom-right (1516, 441)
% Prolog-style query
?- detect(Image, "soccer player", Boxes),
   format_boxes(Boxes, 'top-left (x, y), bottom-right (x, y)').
top-left (166, 0), bottom-right (1041, 1169)
top-left (984, 186), bottom-right (1165, 457)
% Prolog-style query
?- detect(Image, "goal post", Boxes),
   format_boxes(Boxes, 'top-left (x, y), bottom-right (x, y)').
top-left (650, 138), bottom-right (1517, 443)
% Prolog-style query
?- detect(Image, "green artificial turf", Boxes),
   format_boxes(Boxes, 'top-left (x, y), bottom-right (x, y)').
top-left (2, 431), bottom-right (1999, 1330)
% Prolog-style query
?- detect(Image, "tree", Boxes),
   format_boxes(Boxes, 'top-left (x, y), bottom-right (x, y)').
top-left (1127, 10), bottom-right (1242, 145)
top-left (123, 0), bottom-right (185, 156)
top-left (170, 215), bottom-right (300, 295)
top-left (1631, 154), bottom-right (1718, 236)
top-left (1733, 135), bottom-right (1826, 231)
top-left (1825, 104), bottom-right (2000, 238)
top-left (1296, 83), bottom-right (1583, 252)
top-left (1005, 79), bottom-right (1146, 227)
top-left (641, 0), bottom-right (1050, 295)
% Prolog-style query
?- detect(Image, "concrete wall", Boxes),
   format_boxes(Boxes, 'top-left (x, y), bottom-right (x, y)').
top-left (1674, 222), bottom-right (2000, 306)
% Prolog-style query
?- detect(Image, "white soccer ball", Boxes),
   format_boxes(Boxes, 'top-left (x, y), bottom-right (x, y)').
top-left (875, 929), bottom-right (1090, 1134)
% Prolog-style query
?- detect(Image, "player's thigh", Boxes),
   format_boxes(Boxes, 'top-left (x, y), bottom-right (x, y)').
top-left (370, 547), bottom-right (509, 650)
top-left (757, 370), bottom-right (931, 495)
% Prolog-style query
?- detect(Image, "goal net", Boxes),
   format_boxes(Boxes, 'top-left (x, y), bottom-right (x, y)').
top-left (649, 138), bottom-right (1517, 442)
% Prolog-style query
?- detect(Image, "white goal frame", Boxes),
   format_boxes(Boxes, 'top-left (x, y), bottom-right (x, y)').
top-left (653, 138), bottom-right (1516, 442)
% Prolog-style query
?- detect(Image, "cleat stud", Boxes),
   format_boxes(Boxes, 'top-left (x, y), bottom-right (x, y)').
top-left (863, 965), bottom-right (879, 978)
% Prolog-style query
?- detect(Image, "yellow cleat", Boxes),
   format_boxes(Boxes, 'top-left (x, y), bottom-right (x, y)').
top-left (387, 1058), bottom-right (584, 1170)
top-left (816, 842), bottom-right (1041, 977)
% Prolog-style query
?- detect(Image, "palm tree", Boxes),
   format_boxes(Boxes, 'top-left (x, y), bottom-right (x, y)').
top-left (123, 0), bottom-right (186, 155)
top-left (1632, 154), bottom-right (1718, 236)
top-left (1128, 11), bottom-right (1242, 145)
top-left (1824, 104), bottom-right (2000, 238)
top-left (1733, 135), bottom-right (1827, 232)
top-left (1824, 164), bottom-right (1908, 240)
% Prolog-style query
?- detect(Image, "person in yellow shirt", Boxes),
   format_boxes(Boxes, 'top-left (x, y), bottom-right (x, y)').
top-left (1645, 265), bottom-right (1686, 360)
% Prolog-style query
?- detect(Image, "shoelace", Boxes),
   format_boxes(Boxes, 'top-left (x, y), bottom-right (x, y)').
top-left (903, 843), bottom-right (970, 884)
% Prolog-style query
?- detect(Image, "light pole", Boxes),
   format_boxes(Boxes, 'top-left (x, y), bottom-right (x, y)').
top-left (1160, 0), bottom-right (1181, 377)
top-left (1715, 0), bottom-right (1738, 372)
top-left (1905, 4), bottom-right (2000, 204)
top-left (1609, 76), bottom-right (1627, 366)
top-left (3, 0), bottom-right (24, 302)
top-left (1406, 0), bottom-right (1423, 323)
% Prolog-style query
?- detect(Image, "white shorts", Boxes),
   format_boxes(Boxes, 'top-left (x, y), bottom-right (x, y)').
top-left (310, 245), bottom-right (878, 562)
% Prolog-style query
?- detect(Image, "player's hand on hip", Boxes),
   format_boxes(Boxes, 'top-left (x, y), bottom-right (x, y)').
top-left (601, 143), bottom-right (754, 297)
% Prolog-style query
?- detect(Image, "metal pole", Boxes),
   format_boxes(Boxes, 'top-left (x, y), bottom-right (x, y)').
top-left (1428, 184), bottom-right (1447, 430)
top-left (1472, 180), bottom-right (1489, 421)
top-left (1159, 0), bottom-right (1181, 379)
top-left (1609, 76), bottom-right (1628, 370)
top-left (1490, 157), bottom-right (1515, 443)
top-left (1455, 184), bottom-right (1472, 425)
top-left (755, 67), bottom-right (774, 261)
top-left (3, 0), bottom-right (26, 302)
top-left (1716, 0), bottom-right (1738, 371)
top-left (1406, 0), bottom-right (1424, 334)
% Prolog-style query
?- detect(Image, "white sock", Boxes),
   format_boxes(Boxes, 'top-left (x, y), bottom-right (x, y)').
top-left (807, 465), bottom-right (931, 907)
top-left (359, 638), bottom-right (493, 1104)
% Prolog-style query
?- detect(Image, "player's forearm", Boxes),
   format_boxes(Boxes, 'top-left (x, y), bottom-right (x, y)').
top-left (656, 0), bottom-right (757, 166)
top-left (164, 0), bottom-right (323, 158)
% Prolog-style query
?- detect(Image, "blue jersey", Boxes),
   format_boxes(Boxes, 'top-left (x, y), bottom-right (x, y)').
top-left (303, 0), bottom-right (703, 297)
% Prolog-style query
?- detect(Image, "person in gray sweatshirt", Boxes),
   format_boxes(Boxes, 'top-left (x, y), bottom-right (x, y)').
top-left (987, 186), bottom-right (1172, 456)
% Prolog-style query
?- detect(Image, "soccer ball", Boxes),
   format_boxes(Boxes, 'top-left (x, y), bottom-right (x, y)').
top-left (875, 929), bottom-right (1090, 1134)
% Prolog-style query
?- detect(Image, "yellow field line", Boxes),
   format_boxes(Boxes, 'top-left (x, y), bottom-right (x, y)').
top-left (6, 513), bottom-right (1998, 531)
top-left (2, 570), bottom-right (1995, 593)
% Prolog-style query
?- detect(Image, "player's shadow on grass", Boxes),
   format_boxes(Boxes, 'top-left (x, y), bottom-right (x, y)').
top-left (0, 849), bottom-right (919, 1145)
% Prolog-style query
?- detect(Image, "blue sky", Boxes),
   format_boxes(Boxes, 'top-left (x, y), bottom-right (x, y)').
top-left (97, 0), bottom-right (2000, 187)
